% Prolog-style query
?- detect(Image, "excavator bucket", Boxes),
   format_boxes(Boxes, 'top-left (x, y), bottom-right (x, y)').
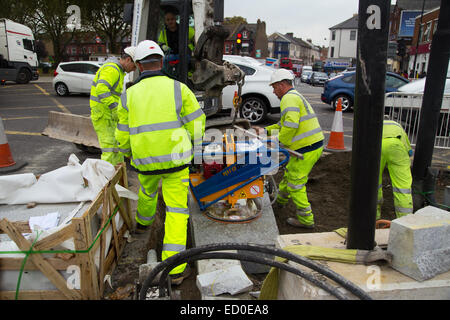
top-left (42, 111), bottom-right (100, 149)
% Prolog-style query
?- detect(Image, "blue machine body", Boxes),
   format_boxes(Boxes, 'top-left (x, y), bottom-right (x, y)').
top-left (189, 140), bottom-right (290, 211)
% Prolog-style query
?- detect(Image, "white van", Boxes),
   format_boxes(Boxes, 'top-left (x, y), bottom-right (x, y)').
top-left (302, 65), bottom-right (312, 74)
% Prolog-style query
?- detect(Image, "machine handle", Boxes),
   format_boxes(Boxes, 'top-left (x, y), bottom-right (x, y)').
top-left (233, 125), bottom-right (304, 159)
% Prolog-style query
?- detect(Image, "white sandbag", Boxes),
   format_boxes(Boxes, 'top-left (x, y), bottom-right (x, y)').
top-left (0, 173), bottom-right (36, 201)
top-left (0, 154), bottom-right (117, 205)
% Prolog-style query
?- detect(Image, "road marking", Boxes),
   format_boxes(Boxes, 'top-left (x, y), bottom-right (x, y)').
top-left (2, 116), bottom-right (48, 121)
top-left (0, 104), bottom-right (86, 111)
top-left (34, 84), bottom-right (72, 114)
top-left (34, 84), bottom-right (50, 96)
top-left (5, 130), bottom-right (41, 136)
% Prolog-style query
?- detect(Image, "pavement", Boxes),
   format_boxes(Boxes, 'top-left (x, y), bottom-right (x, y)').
top-left (31, 75), bottom-right (54, 83)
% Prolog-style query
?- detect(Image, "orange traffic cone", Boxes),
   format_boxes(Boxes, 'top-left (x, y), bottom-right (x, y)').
top-left (0, 117), bottom-right (27, 173)
top-left (324, 98), bottom-right (350, 152)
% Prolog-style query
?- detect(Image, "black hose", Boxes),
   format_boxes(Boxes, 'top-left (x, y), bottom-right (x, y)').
top-left (139, 243), bottom-right (372, 300)
top-left (156, 251), bottom-right (349, 300)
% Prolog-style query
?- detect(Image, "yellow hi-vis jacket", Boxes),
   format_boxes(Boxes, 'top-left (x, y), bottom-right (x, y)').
top-left (90, 57), bottom-right (124, 121)
top-left (265, 88), bottom-right (324, 151)
top-left (158, 26), bottom-right (195, 53)
top-left (382, 120), bottom-right (412, 154)
top-left (115, 71), bottom-right (206, 173)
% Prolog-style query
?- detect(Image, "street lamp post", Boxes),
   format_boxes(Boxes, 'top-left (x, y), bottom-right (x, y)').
top-left (412, 0), bottom-right (426, 78)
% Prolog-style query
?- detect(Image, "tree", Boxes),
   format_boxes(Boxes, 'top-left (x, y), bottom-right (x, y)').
top-left (18, 0), bottom-right (81, 65)
top-left (223, 16), bottom-right (247, 25)
top-left (35, 40), bottom-right (48, 61)
top-left (80, 0), bottom-right (132, 54)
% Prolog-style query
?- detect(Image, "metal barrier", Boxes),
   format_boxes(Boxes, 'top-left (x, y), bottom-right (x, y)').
top-left (384, 92), bottom-right (450, 150)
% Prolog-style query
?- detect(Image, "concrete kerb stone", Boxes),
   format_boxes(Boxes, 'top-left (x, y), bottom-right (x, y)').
top-left (388, 206), bottom-right (450, 281)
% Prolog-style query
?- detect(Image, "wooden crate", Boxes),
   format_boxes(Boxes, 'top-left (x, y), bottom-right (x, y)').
top-left (0, 163), bottom-right (133, 300)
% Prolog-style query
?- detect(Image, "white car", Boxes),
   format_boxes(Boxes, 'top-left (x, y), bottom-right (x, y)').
top-left (222, 55), bottom-right (280, 124)
top-left (53, 61), bottom-right (102, 96)
top-left (398, 77), bottom-right (450, 94)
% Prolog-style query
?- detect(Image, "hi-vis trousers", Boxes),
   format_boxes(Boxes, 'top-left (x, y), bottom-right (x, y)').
top-left (377, 138), bottom-right (413, 219)
top-left (276, 147), bottom-right (323, 226)
top-left (135, 167), bottom-right (190, 274)
top-left (92, 118), bottom-right (124, 165)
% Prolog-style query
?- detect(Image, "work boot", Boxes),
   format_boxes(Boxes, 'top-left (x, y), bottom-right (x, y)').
top-left (286, 217), bottom-right (315, 229)
top-left (170, 265), bottom-right (193, 286)
top-left (135, 223), bottom-right (150, 234)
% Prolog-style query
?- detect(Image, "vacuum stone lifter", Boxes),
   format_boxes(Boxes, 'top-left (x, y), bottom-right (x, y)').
top-left (189, 131), bottom-right (289, 223)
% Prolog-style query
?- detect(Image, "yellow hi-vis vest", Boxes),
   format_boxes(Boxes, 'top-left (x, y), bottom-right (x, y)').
top-left (115, 72), bottom-right (206, 173)
top-left (382, 120), bottom-right (412, 153)
top-left (266, 89), bottom-right (324, 151)
top-left (158, 26), bottom-right (196, 53)
top-left (90, 58), bottom-right (125, 121)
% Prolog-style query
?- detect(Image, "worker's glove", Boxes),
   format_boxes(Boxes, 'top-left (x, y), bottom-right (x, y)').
top-left (161, 44), bottom-right (170, 53)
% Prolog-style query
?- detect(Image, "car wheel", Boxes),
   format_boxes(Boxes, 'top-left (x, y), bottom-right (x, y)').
top-left (55, 82), bottom-right (69, 96)
top-left (240, 96), bottom-right (268, 124)
top-left (332, 94), bottom-right (352, 112)
top-left (16, 68), bottom-right (31, 84)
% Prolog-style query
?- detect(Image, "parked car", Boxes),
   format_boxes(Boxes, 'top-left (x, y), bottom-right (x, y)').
top-left (53, 61), bottom-right (102, 96)
top-left (309, 71), bottom-right (329, 86)
top-left (321, 71), bottom-right (409, 111)
top-left (397, 77), bottom-right (450, 94)
top-left (301, 70), bottom-right (313, 83)
top-left (221, 55), bottom-right (280, 124)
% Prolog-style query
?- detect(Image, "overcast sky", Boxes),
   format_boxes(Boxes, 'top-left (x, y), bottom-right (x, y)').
top-left (224, 0), bottom-right (398, 47)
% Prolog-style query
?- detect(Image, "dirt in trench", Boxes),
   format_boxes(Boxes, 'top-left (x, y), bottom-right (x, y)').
top-left (105, 152), bottom-right (450, 300)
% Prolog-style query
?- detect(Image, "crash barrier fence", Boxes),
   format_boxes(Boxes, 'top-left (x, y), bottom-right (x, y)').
top-left (384, 92), bottom-right (450, 150)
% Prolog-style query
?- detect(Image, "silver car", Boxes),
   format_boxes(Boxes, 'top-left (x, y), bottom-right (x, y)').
top-left (310, 72), bottom-right (329, 86)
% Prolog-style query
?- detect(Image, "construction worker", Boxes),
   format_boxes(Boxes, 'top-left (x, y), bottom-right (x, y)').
top-left (90, 47), bottom-right (136, 165)
top-left (158, 9), bottom-right (195, 56)
top-left (377, 119), bottom-right (413, 219)
top-left (255, 69), bottom-right (324, 229)
top-left (158, 8), bottom-right (195, 78)
top-left (115, 40), bottom-right (205, 285)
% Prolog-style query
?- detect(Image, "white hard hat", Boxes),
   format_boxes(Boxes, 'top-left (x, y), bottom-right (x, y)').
top-left (269, 68), bottom-right (295, 85)
top-left (135, 40), bottom-right (164, 62)
top-left (123, 46), bottom-right (136, 61)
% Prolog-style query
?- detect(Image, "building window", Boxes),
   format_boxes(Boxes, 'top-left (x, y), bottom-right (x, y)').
top-left (71, 47), bottom-right (77, 55)
top-left (350, 30), bottom-right (356, 41)
top-left (330, 47), bottom-right (335, 58)
top-left (421, 23), bottom-right (430, 42)
top-left (242, 30), bottom-right (248, 39)
top-left (88, 47), bottom-right (92, 54)
top-left (225, 43), bottom-right (230, 54)
top-left (331, 31), bottom-right (336, 41)
top-left (432, 20), bottom-right (438, 39)
top-left (426, 21), bottom-right (432, 41)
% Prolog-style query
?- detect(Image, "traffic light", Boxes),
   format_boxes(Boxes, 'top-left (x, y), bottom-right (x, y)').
top-left (396, 39), bottom-right (406, 57)
top-left (236, 33), bottom-right (242, 50)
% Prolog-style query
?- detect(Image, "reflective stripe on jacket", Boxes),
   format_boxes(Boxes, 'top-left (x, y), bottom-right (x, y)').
top-left (382, 120), bottom-right (412, 154)
top-left (115, 72), bottom-right (205, 173)
top-left (265, 89), bottom-right (324, 150)
top-left (90, 58), bottom-right (125, 121)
